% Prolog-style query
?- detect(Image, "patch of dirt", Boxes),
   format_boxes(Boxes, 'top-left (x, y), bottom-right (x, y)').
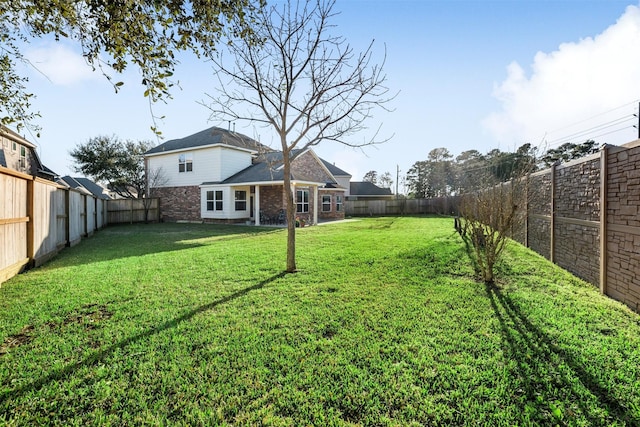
top-left (0, 304), bottom-right (113, 357)
top-left (0, 325), bottom-right (35, 356)
top-left (63, 304), bottom-right (113, 329)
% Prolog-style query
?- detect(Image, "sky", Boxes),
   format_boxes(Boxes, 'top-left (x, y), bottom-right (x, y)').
top-left (15, 0), bottom-right (640, 192)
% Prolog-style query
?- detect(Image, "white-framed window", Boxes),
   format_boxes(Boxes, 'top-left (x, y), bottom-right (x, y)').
top-left (12, 141), bottom-right (17, 152)
top-left (19, 145), bottom-right (26, 169)
top-left (235, 190), bottom-right (247, 211)
top-left (206, 190), bottom-right (223, 211)
top-left (322, 195), bottom-right (331, 212)
top-left (178, 152), bottom-right (193, 173)
top-left (336, 195), bottom-right (343, 212)
top-left (296, 189), bottom-right (309, 213)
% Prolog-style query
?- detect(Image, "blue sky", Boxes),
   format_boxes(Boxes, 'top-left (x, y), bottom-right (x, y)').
top-left (18, 0), bottom-right (640, 191)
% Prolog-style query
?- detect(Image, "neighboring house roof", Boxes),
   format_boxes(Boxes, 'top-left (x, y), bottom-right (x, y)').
top-left (59, 176), bottom-right (112, 199)
top-left (1, 126), bottom-right (58, 180)
top-left (145, 126), bottom-right (272, 155)
top-left (350, 181), bottom-right (393, 197)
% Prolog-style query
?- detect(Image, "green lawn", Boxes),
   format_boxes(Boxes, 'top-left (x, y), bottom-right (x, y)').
top-left (1, 217), bottom-right (639, 425)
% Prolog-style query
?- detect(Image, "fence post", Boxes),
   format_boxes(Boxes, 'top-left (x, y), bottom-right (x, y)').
top-left (26, 177), bottom-right (35, 267)
top-left (525, 174), bottom-right (529, 248)
top-left (550, 163), bottom-right (557, 263)
top-left (64, 189), bottom-right (70, 246)
top-left (599, 146), bottom-right (608, 295)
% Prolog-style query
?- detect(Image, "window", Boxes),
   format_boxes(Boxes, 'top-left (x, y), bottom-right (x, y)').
top-left (235, 190), bottom-right (247, 211)
top-left (322, 195), bottom-right (331, 212)
top-left (206, 190), bottom-right (223, 211)
top-left (336, 195), bottom-right (343, 212)
top-left (296, 189), bottom-right (309, 213)
top-left (178, 153), bottom-right (193, 172)
top-left (11, 141), bottom-right (16, 152)
top-left (19, 145), bottom-right (26, 169)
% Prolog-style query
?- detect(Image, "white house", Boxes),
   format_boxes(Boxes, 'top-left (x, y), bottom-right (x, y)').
top-left (144, 126), bottom-right (351, 225)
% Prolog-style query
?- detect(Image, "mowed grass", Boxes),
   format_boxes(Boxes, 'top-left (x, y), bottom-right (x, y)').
top-left (1, 217), bottom-right (639, 426)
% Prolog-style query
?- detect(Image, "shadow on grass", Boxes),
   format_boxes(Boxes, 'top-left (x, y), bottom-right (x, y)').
top-left (485, 283), bottom-right (637, 424)
top-left (456, 234), bottom-right (637, 423)
top-left (0, 271), bottom-right (287, 404)
top-left (50, 223), bottom-right (282, 269)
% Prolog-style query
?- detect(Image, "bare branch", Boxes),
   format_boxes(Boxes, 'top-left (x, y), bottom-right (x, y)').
top-left (203, 0), bottom-right (393, 272)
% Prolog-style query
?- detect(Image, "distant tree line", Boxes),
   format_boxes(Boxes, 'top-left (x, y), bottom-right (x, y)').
top-left (404, 139), bottom-right (599, 198)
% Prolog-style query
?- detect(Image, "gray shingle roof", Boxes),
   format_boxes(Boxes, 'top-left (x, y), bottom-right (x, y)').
top-left (59, 176), bottom-right (111, 199)
top-left (202, 150), bottom-right (343, 186)
top-left (320, 159), bottom-right (351, 177)
top-left (215, 151), bottom-right (329, 185)
top-left (350, 181), bottom-right (393, 196)
top-left (145, 126), bottom-right (271, 155)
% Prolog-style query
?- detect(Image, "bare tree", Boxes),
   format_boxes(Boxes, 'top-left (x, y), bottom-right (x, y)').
top-left (456, 160), bottom-right (533, 284)
top-left (205, 0), bottom-right (393, 272)
top-left (143, 166), bottom-right (168, 223)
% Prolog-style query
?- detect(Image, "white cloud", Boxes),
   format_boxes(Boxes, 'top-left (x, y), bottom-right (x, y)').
top-left (25, 43), bottom-right (100, 86)
top-left (484, 4), bottom-right (640, 148)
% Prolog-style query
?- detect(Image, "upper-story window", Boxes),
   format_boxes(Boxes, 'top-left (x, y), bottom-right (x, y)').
top-left (19, 145), bottom-right (26, 169)
top-left (178, 153), bottom-right (193, 172)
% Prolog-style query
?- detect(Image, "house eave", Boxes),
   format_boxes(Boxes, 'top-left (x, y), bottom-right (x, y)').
top-left (200, 179), bottom-right (327, 188)
top-left (145, 142), bottom-right (261, 157)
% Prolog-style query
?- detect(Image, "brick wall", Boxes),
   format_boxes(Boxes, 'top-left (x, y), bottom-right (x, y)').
top-left (318, 190), bottom-right (346, 220)
top-left (292, 151), bottom-right (333, 183)
top-left (154, 186), bottom-right (200, 222)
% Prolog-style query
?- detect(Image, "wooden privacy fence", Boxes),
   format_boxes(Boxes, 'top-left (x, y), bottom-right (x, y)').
top-left (345, 197), bottom-right (459, 217)
top-left (107, 198), bottom-right (159, 224)
top-left (0, 167), bottom-right (107, 284)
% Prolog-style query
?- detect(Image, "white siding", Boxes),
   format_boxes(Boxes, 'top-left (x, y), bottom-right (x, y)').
top-left (220, 147), bottom-right (253, 179)
top-left (201, 185), bottom-right (252, 220)
top-left (147, 146), bottom-right (253, 187)
top-left (335, 176), bottom-right (351, 196)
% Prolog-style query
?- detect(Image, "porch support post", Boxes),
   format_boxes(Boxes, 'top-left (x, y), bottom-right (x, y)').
top-left (313, 185), bottom-right (318, 225)
top-left (255, 185), bottom-right (261, 226)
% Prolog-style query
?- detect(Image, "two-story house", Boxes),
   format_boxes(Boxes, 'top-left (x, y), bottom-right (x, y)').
top-left (144, 127), bottom-right (351, 225)
top-left (0, 126), bottom-right (57, 180)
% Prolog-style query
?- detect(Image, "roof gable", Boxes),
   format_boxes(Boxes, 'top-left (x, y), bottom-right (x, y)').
top-left (216, 149), bottom-right (347, 186)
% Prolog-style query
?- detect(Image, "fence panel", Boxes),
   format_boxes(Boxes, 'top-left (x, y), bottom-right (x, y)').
top-left (55, 189), bottom-right (67, 248)
top-left (1, 167), bottom-right (108, 284)
top-left (68, 190), bottom-right (85, 246)
top-left (0, 170), bottom-right (28, 281)
top-left (32, 179), bottom-right (62, 266)
top-left (107, 198), bottom-right (159, 224)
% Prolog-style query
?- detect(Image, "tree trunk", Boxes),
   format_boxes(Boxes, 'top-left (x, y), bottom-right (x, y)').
top-left (282, 149), bottom-right (297, 273)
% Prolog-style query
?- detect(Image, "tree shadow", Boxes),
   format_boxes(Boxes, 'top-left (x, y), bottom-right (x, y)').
top-left (0, 271), bottom-right (287, 404)
top-left (486, 283), bottom-right (637, 424)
